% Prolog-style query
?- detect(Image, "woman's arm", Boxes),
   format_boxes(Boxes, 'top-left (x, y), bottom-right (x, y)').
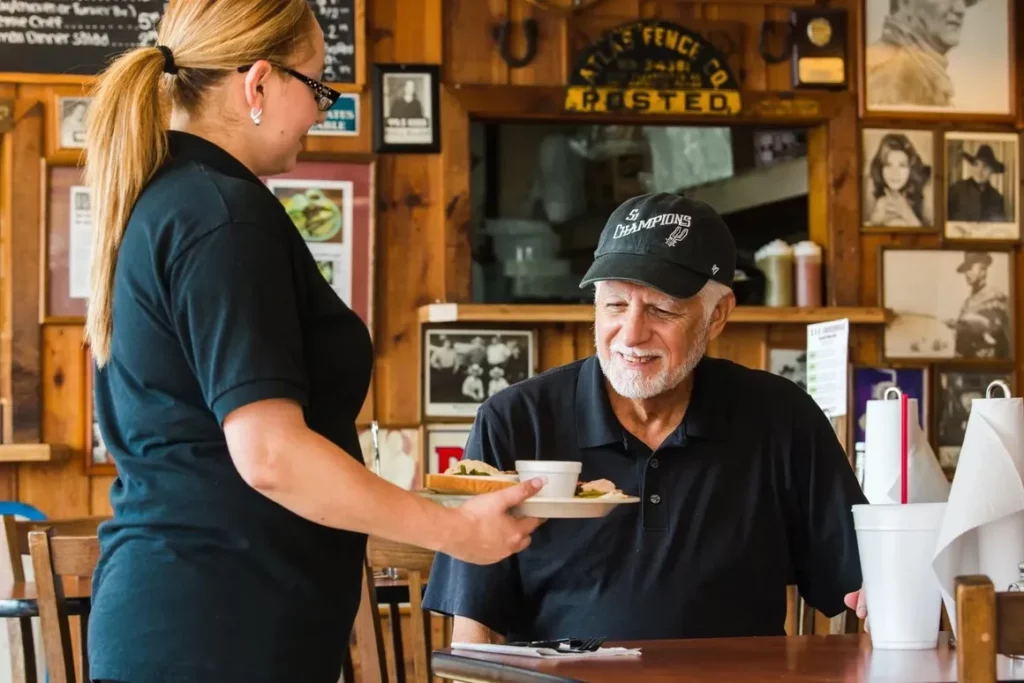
top-left (223, 398), bottom-right (543, 565)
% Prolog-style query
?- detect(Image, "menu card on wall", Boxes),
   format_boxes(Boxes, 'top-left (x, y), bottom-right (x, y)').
top-left (0, 0), bottom-right (357, 82)
top-left (806, 318), bottom-right (849, 418)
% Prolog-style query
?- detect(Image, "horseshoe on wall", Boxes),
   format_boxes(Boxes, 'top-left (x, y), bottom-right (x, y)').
top-left (758, 20), bottom-right (792, 65)
top-left (492, 19), bottom-right (539, 69)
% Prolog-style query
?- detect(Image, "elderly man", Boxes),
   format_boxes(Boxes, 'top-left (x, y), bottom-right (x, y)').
top-left (422, 194), bottom-right (867, 643)
top-left (866, 0), bottom-right (977, 108)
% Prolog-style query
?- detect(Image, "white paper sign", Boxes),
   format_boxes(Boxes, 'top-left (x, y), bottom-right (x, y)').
top-left (806, 318), bottom-right (849, 418)
top-left (69, 185), bottom-right (92, 300)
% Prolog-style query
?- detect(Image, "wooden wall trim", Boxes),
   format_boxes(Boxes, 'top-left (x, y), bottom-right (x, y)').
top-left (2, 100), bottom-right (43, 444)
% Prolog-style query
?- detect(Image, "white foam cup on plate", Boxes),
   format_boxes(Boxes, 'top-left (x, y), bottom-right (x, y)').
top-left (852, 502), bottom-right (946, 649)
top-left (514, 460), bottom-right (582, 499)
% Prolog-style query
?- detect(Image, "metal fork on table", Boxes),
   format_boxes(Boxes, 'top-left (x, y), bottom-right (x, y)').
top-left (507, 637), bottom-right (606, 652)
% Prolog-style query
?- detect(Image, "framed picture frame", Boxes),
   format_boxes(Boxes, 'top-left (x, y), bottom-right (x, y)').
top-left (422, 327), bottom-right (535, 419)
top-left (860, 127), bottom-right (938, 232)
top-left (46, 85), bottom-right (92, 163)
top-left (933, 366), bottom-right (1015, 472)
top-left (357, 426), bottom-right (421, 490)
top-left (860, 0), bottom-right (1016, 120)
top-left (943, 130), bottom-right (1020, 242)
top-left (372, 63), bottom-right (441, 154)
top-left (263, 159), bottom-right (376, 334)
top-left (41, 161), bottom-right (89, 324)
top-left (84, 347), bottom-right (116, 476)
top-left (880, 247), bottom-right (1015, 362)
top-left (767, 348), bottom-right (807, 393)
top-left (849, 365), bottom-right (929, 450)
top-left (422, 423), bottom-right (472, 475)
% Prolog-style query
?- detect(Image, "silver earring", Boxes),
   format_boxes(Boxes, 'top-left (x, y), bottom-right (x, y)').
top-left (250, 107), bottom-right (262, 126)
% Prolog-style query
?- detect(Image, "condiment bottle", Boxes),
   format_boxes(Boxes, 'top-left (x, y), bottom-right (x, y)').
top-left (792, 240), bottom-right (823, 308)
top-left (754, 239), bottom-right (794, 307)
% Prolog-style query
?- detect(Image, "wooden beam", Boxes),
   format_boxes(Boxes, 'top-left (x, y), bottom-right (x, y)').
top-left (418, 303), bottom-right (889, 325)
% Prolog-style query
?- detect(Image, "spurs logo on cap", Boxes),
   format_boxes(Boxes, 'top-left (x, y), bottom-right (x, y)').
top-left (665, 226), bottom-right (688, 247)
top-left (612, 212), bottom-right (692, 240)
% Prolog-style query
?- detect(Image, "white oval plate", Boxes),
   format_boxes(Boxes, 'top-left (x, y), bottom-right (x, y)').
top-left (419, 492), bottom-right (640, 519)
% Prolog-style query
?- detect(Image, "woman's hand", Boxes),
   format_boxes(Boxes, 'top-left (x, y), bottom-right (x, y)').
top-left (441, 478), bottom-right (547, 565)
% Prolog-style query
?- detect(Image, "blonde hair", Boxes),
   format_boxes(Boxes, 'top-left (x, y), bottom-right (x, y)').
top-left (84, 0), bottom-right (318, 366)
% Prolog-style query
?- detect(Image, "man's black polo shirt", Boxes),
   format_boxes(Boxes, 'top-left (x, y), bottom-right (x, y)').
top-left (423, 355), bottom-right (867, 641)
top-left (87, 132), bottom-right (373, 683)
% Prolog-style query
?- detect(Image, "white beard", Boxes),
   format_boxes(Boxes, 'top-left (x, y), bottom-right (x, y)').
top-left (595, 323), bottom-right (709, 400)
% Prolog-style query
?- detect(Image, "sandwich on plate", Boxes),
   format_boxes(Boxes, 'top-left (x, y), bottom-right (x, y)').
top-left (424, 460), bottom-right (519, 495)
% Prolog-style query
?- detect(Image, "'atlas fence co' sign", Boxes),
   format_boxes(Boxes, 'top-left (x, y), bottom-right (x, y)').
top-left (565, 19), bottom-right (742, 116)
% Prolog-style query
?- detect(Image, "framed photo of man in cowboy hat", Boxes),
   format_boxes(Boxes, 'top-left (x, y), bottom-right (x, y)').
top-left (422, 328), bottom-right (535, 418)
top-left (944, 131), bottom-right (1019, 241)
top-left (881, 247), bottom-right (1013, 361)
top-left (862, 0), bottom-right (1013, 116)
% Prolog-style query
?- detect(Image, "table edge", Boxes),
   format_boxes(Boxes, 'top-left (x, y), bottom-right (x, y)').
top-left (432, 651), bottom-right (585, 683)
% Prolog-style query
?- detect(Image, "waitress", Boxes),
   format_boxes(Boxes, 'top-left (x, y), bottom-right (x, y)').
top-left (82, 2), bottom-right (542, 682)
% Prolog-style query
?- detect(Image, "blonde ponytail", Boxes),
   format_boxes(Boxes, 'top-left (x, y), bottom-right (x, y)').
top-left (84, 48), bottom-right (168, 366)
top-left (83, 0), bottom-right (317, 367)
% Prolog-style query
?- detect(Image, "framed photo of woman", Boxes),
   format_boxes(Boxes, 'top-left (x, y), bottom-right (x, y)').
top-left (861, 128), bottom-right (935, 231)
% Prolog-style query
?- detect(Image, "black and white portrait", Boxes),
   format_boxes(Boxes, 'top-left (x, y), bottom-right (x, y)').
top-left (882, 248), bottom-right (1012, 361)
top-left (380, 71), bottom-right (434, 147)
top-left (864, 0), bottom-right (1011, 115)
top-left (936, 370), bottom-right (1012, 469)
top-left (424, 329), bottom-right (534, 417)
top-left (59, 96), bottom-right (91, 149)
top-left (862, 128), bottom-right (934, 229)
top-left (768, 349), bottom-right (807, 392)
top-left (945, 132), bottom-right (1019, 241)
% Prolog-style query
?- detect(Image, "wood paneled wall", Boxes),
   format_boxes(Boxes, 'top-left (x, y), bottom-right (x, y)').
top-left (0, 0), bottom-right (1019, 520)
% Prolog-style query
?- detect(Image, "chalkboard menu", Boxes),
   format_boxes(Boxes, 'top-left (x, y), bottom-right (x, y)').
top-left (0, 0), bottom-right (357, 83)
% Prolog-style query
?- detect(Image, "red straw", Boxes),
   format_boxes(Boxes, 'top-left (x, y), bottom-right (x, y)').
top-left (900, 393), bottom-right (909, 505)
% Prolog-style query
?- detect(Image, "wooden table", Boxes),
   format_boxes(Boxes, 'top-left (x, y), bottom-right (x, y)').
top-left (432, 633), bottom-right (1024, 682)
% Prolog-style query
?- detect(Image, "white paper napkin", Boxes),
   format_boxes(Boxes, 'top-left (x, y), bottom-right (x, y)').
top-left (451, 642), bottom-right (642, 659)
top-left (932, 394), bottom-right (1024, 635)
top-left (862, 397), bottom-right (950, 504)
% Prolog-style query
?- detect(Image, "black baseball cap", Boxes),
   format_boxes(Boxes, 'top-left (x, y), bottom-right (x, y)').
top-left (579, 193), bottom-right (737, 300)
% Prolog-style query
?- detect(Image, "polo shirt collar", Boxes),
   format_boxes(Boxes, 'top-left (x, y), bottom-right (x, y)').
top-left (167, 130), bottom-right (262, 186)
top-left (575, 355), bottom-right (728, 449)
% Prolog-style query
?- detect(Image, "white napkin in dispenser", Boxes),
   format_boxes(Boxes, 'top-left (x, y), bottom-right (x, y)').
top-left (933, 380), bottom-right (1024, 636)
top-left (862, 389), bottom-right (951, 505)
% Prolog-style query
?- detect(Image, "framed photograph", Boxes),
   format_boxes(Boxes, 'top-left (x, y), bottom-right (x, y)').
top-left (423, 328), bottom-right (534, 418)
top-left (46, 86), bottom-right (93, 162)
top-left (881, 248), bottom-right (1014, 361)
top-left (850, 366), bottom-right (928, 449)
top-left (861, 128), bottom-right (936, 230)
top-left (768, 348), bottom-right (807, 392)
top-left (84, 348), bottom-right (116, 476)
top-left (372, 63), bottom-right (441, 154)
top-left (264, 160), bottom-right (376, 332)
top-left (423, 424), bottom-right (472, 475)
top-left (862, 0), bottom-right (1014, 117)
top-left (41, 162), bottom-right (90, 323)
top-left (357, 427), bottom-right (421, 490)
top-left (935, 368), bottom-right (1014, 470)
top-left (944, 131), bottom-right (1020, 241)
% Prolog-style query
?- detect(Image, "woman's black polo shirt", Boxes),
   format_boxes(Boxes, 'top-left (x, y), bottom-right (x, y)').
top-left (88, 132), bottom-right (373, 683)
top-left (423, 355), bottom-right (867, 641)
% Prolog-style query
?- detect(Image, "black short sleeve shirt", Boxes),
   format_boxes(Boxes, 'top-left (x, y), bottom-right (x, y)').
top-left (422, 355), bottom-right (867, 641)
top-left (87, 132), bottom-right (373, 683)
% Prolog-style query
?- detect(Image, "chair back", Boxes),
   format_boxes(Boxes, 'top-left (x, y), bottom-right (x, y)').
top-left (27, 529), bottom-right (101, 683)
top-left (353, 537), bottom-right (441, 683)
top-left (0, 515), bottom-right (105, 683)
top-left (955, 574), bottom-right (1024, 683)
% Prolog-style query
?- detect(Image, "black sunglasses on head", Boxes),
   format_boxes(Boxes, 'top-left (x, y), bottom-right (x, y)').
top-left (237, 63), bottom-right (341, 113)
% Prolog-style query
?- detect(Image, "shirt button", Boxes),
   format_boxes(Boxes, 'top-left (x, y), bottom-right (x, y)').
top-left (649, 494), bottom-right (661, 504)
top-left (650, 459), bottom-right (660, 469)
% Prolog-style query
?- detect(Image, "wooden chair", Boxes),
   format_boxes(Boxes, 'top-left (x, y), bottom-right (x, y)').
top-left (955, 574), bottom-right (1024, 683)
top-left (351, 537), bottom-right (451, 683)
top-left (26, 528), bottom-right (101, 683)
top-left (0, 516), bottom-right (105, 683)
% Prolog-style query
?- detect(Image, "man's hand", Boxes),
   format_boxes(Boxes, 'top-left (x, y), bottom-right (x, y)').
top-left (844, 589), bottom-right (868, 629)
